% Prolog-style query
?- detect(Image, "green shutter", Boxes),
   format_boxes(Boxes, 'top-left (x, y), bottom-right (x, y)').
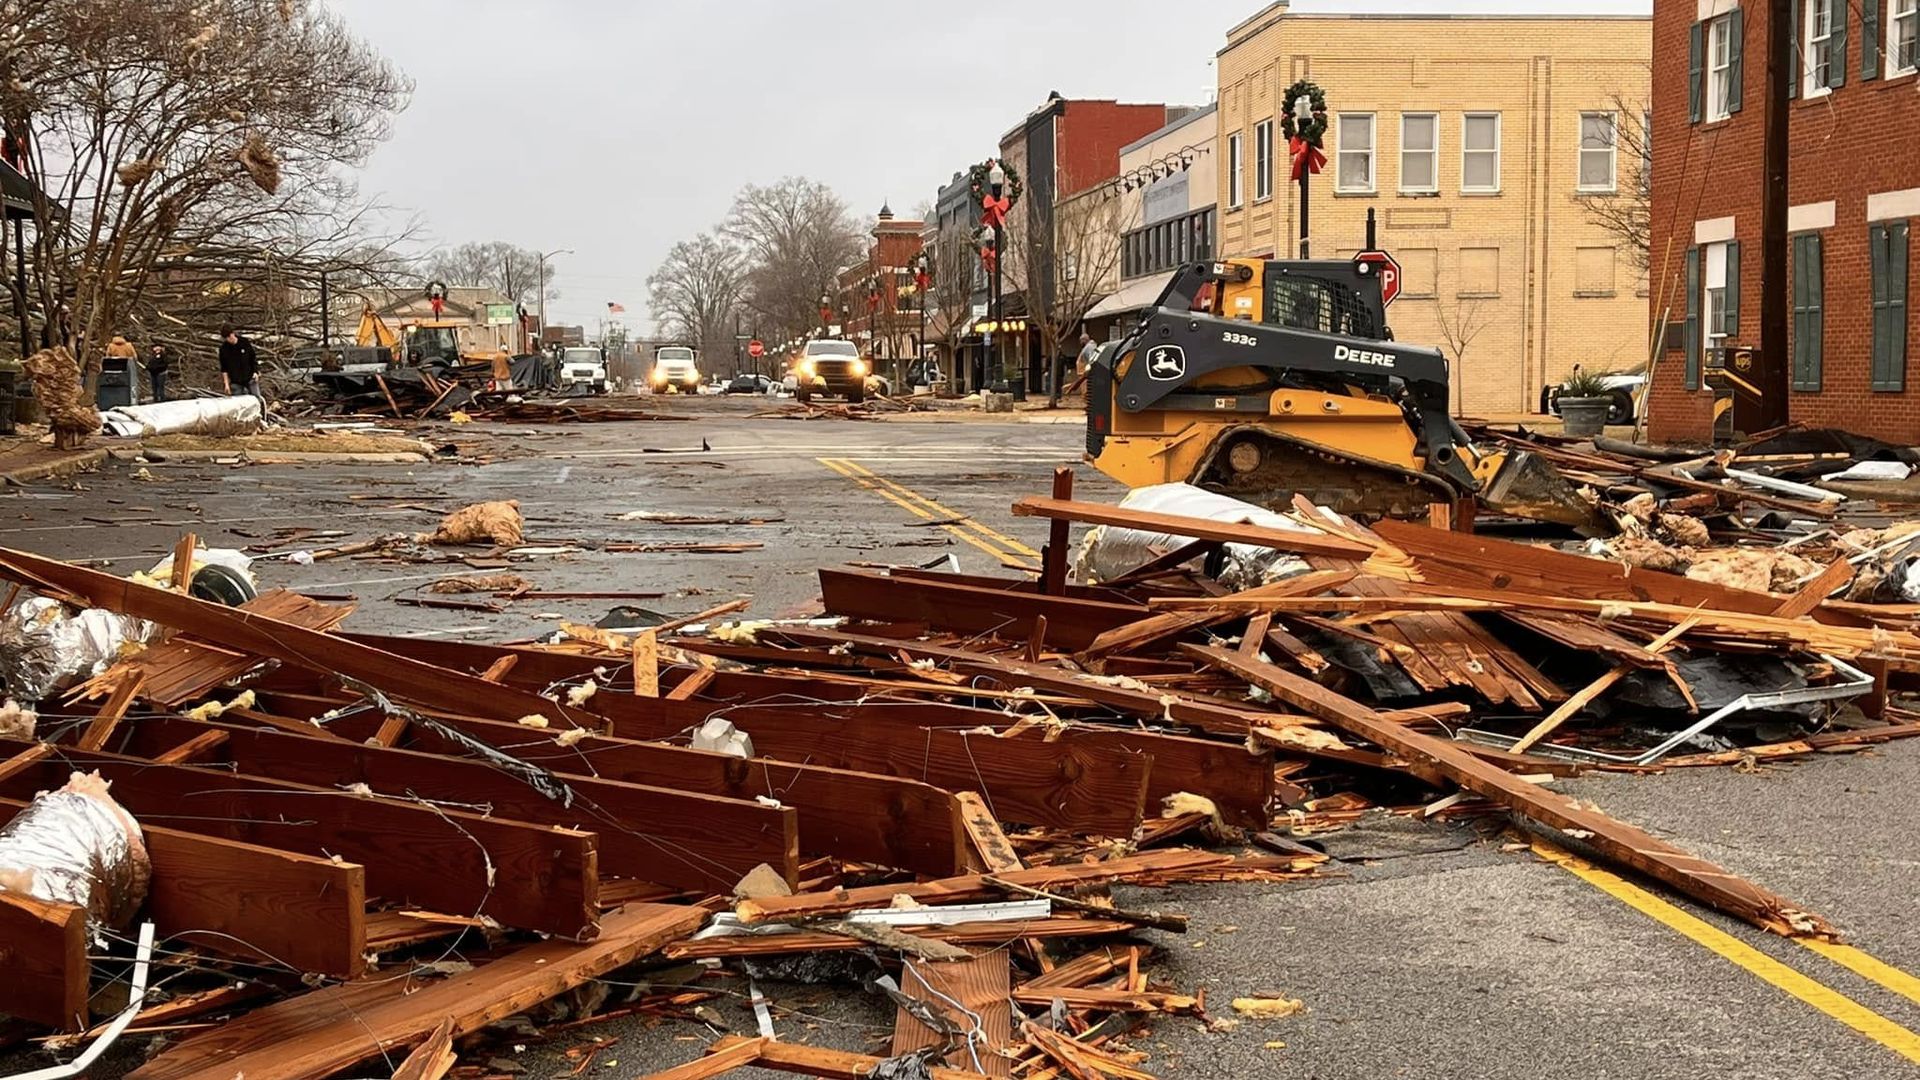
top-left (1792, 234), bottom-right (1824, 391)
top-left (1684, 247), bottom-right (1702, 390)
top-left (1872, 222), bottom-right (1910, 391)
top-left (1864, 0), bottom-right (1882, 80)
top-left (1690, 22), bottom-right (1705, 123)
top-left (1830, 0), bottom-right (1849, 88)
top-left (1790, 1), bottom-right (1801, 99)
top-left (1728, 9), bottom-right (1745, 113)
top-left (1724, 240), bottom-right (1741, 335)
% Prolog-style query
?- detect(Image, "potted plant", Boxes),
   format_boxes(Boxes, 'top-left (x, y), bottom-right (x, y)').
top-left (1555, 369), bottom-right (1615, 438)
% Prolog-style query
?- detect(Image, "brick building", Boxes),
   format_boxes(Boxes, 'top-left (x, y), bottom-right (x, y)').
top-left (1215, 2), bottom-right (1651, 415)
top-left (835, 204), bottom-right (927, 389)
top-left (1646, 0), bottom-right (1917, 443)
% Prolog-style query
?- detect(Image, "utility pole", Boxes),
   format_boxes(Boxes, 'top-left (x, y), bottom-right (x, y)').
top-left (1758, 0), bottom-right (1791, 429)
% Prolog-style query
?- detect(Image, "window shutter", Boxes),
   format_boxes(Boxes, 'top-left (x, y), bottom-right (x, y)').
top-left (1790, 1), bottom-right (1801, 99)
top-left (1792, 235), bottom-right (1824, 391)
top-left (1690, 22), bottom-right (1705, 123)
top-left (1728, 9), bottom-right (1745, 113)
top-left (1724, 240), bottom-right (1741, 334)
top-left (1871, 223), bottom-right (1909, 392)
top-left (1829, 2), bottom-right (1849, 88)
top-left (1808, 233), bottom-right (1824, 389)
top-left (1791, 236), bottom-right (1808, 389)
top-left (1864, 0), bottom-right (1882, 80)
top-left (1684, 246), bottom-right (1702, 390)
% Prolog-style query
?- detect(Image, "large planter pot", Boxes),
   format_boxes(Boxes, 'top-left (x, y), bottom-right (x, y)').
top-left (1558, 395), bottom-right (1610, 438)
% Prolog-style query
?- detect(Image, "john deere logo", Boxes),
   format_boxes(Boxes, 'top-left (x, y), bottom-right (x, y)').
top-left (1146, 345), bottom-right (1187, 381)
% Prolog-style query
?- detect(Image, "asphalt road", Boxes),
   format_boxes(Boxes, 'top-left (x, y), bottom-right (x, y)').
top-left (11, 396), bottom-right (1920, 1080)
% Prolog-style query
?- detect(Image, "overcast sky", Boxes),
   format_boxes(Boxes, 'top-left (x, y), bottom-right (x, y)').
top-left (327, 0), bottom-right (1650, 332)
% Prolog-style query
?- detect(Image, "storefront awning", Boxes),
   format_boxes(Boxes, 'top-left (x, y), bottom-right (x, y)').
top-left (1084, 272), bottom-right (1174, 321)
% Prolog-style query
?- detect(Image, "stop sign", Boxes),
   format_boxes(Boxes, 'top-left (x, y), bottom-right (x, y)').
top-left (747, 339), bottom-right (765, 358)
top-left (1354, 250), bottom-right (1402, 306)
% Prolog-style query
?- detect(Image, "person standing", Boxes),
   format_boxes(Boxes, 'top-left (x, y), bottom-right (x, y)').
top-left (147, 342), bottom-right (174, 402)
top-left (218, 327), bottom-right (260, 402)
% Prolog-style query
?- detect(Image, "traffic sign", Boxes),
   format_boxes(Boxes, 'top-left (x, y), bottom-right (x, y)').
top-left (747, 339), bottom-right (765, 358)
top-left (1354, 250), bottom-right (1402, 306)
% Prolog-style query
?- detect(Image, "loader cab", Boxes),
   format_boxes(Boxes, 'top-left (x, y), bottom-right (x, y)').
top-left (1211, 259), bottom-right (1389, 341)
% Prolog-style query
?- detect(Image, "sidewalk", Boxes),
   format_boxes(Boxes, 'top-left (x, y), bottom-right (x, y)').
top-left (0, 437), bottom-right (107, 484)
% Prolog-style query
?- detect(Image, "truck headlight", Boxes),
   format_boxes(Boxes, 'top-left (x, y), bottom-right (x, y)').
top-left (798, 361), bottom-right (814, 378)
top-left (851, 359), bottom-right (867, 376)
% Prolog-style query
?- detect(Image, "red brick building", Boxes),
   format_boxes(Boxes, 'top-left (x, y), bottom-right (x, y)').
top-left (1647, 0), bottom-right (1917, 443)
top-left (837, 204), bottom-right (927, 385)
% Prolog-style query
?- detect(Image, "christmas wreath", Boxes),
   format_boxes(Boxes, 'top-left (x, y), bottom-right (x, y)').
top-left (1279, 80), bottom-right (1329, 180)
top-left (969, 158), bottom-right (1023, 208)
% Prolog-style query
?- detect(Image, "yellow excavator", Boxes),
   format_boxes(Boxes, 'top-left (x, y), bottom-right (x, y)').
top-left (1085, 258), bottom-right (1600, 529)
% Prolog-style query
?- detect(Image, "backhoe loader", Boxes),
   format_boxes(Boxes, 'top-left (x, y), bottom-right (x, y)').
top-left (1085, 258), bottom-right (1601, 530)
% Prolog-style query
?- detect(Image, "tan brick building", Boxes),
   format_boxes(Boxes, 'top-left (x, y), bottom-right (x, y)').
top-left (1216, 3), bottom-right (1651, 415)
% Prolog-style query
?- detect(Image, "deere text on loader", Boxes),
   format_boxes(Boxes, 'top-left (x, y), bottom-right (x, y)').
top-left (1085, 257), bottom-right (1599, 530)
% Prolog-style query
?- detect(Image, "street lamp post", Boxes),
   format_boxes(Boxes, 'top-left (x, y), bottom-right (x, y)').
top-left (915, 252), bottom-right (929, 388)
top-left (988, 161), bottom-right (1006, 395)
top-left (537, 247), bottom-right (572, 349)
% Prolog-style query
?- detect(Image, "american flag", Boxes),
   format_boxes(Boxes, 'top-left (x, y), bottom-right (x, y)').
top-left (606, 302), bottom-right (626, 314)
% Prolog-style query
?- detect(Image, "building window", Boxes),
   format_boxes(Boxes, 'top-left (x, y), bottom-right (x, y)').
top-left (1254, 120), bottom-right (1274, 202)
top-left (1703, 240), bottom-right (1731, 341)
top-left (1578, 112), bottom-right (1617, 192)
top-left (1871, 220), bottom-right (1911, 391)
top-left (1227, 132), bottom-right (1243, 208)
top-left (1805, 0), bottom-right (1836, 94)
top-left (1707, 13), bottom-right (1735, 120)
top-left (1893, 0), bottom-right (1919, 75)
top-left (1399, 113), bottom-right (1438, 194)
top-left (1119, 207), bottom-right (1218, 280)
top-left (1792, 232), bottom-right (1825, 391)
top-left (1399, 248), bottom-right (1439, 298)
top-left (1336, 113), bottom-right (1375, 193)
top-left (1461, 112), bottom-right (1500, 193)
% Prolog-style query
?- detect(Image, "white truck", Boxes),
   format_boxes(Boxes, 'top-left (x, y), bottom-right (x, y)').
top-left (650, 346), bottom-right (701, 393)
top-left (556, 346), bottom-right (608, 394)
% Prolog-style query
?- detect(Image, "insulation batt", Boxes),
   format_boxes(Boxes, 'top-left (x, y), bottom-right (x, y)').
top-left (0, 771), bottom-right (151, 933)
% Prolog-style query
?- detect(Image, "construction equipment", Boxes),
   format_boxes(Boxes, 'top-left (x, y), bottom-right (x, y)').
top-left (293, 305), bottom-right (512, 387)
top-left (1085, 258), bottom-right (1600, 529)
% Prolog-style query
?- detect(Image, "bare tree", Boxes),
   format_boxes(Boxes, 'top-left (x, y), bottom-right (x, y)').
top-left (646, 231), bottom-right (745, 370)
top-left (930, 222), bottom-right (981, 382)
top-left (722, 177), bottom-right (863, 344)
top-left (1432, 296), bottom-right (1492, 417)
top-left (0, 0), bottom-right (411, 383)
top-left (424, 241), bottom-right (558, 308)
top-left (1576, 94), bottom-right (1651, 273)
top-left (1010, 187), bottom-right (1133, 398)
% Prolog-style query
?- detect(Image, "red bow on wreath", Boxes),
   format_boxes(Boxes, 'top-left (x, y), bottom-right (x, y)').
top-left (915, 270), bottom-right (931, 292)
top-left (979, 245), bottom-right (998, 274)
top-left (1289, 135), bottom-right (1326, 182)
top-left (980, 193), bottom-right (1011, 230)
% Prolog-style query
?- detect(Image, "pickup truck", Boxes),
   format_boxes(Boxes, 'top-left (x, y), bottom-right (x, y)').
top-left (792, 339), bottom-right (870, 404)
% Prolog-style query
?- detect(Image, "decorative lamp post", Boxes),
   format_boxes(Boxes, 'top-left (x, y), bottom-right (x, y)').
top-left (914, 252), bottom-right (930, 384)
top-left (971, 158), bottom-right (1021, 397)
top-left (819, 292), bottom-right (832, 333)
top-left (1281, 81), bottom-right (1328, 259)
top-left (867, 277), bottom-right (881, 357)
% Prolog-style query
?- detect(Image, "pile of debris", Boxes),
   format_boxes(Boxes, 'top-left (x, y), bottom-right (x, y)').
top-left (752, 394), bottom-right (935, 421)
top-left (0, 473), bottom-right (1912, 1078)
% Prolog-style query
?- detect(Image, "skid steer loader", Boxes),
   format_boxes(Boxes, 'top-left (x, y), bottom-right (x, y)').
top-left (1084, 258), bottom-right (1602, 530)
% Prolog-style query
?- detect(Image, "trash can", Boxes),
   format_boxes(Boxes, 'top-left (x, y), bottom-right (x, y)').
top-left (0, 367), bottom-right (16, 436)
top-left (96, 356), bottom-right (136, 409)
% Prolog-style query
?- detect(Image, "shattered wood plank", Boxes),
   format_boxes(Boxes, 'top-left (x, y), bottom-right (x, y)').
top-left (736, 849), bottom-right (1229, 925)
top-left (389, 1018), bottom-right (457, 1080)
top-left (0, 891), bottom-right (87, 1031)
top-left (633, 629), bottom-right (659, 697)
top-left (1023, 1023), bottom-right (1155, 1080)
top-left (0, 547), bottom-right (599, 728)
top-left (128, 903), bottom-right (704, 1080)
top-left (1011, 496), bottom-right (1379, 562)
top-left (78, 669), bottom-right (145, 750)
top-left (980, 874), bottom-right (1186, 933)
top-left (170, 532), bottom-right (197, 592)
top-left (1041, 466), bottom-right (1074, 596)
top-left (636, 1037), bottom-right (768, 1080)
top-left (0, 739), bottom-right (598, 940)
top-left (0, 742), bottom-right (52, 783)
top-left (72, 589), bottom-right (359, 707)
top-left (893, 950), bottom-right (1015, 1077)
top-left (121, 717), bottom-right (799, 894)
top-left (1772, 558), bottom-right (1857, 619)
top-left (1104, 538), bottom-right (1219, 587)
top-left (1508, 620), bottom-right (1696, 754)
top-left (1021, 946), bottom-right (1137, 990)
top-left (820, 567), bottom-right (1149, 650)
top-left (706, 1036), bottom-right (995, 1080)
top-left (956, 791), bottom-right (1025, 873)
top-left (150, 728), bottom-right (230, 764)
top-left (1009, 987), bottom-right (1201, 1015)
top-left (662, 917), bottom-right (1135, 960)
top-left (1183, 645), bottom-right (1833, 938)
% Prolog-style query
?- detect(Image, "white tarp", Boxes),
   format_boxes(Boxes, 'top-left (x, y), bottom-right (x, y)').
top-left (1074, 482), bottom-right (1316, 590)
top-left (100, 396), bottom-right (264, 438)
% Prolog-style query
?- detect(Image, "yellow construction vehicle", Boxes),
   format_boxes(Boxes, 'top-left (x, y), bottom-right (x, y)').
top-left (1085, 258), bottom-right (1600, 529)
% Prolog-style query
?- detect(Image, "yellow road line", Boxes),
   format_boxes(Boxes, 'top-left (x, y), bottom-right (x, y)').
top-left (1803, 940), bottom-right (1920, 1010)
top-left (818, 459), bottom-right (1023, 566)
top-left (834, 460), bottom-right (1042, 558)
top-left (1532, 841), bottom-right (1920, 1064)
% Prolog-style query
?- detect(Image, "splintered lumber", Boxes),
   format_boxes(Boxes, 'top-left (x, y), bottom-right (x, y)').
top-left (119, 717), bottom-right (799, 893)
top-left (1183, 645), bottom-right (1834, 938)
top-left (1021, 946), bottom-right (1140, 990)
top-left (639, 1037), bottom-right (769, 1080)
top-left (0, 739), bottom-right (598, 940)
top-left (821, 567), bottom-right (1148, 650)
top-left (957, 791), bottom-right (1025, 873)
top-left (282, 707), bottom-right (968, 878)
top-left (893, 950), bottom-right (1014, 1077)
top-left (705, 1036), bottom-right (995, 1080)
top-left (0, 546), bottom-right (598, 728)
top-left (662, 917), bottom-right (1134, 960)
top-left (1508, 620), bottom-right (1697, 754)
top-left (128, 903), bottom-right (704, 1080)
top-left (1009, 986), bottom-right (1201, 1015)
top-left (389, 1018), bottom-right (457, 1080)
top-left (1773, 558), bottom-right (1857, 619)
top-left (1, 794), bottom-right (367, 978)
top-left (980, 874), bottom-right (1187, 933)
top-left (0, 891), bottom-right (87, 1031)
top-left (1011, 495), bottom-right (1378, 562)
top-left (74, 589), bottom-right (357, 707)
top-left (736, 849), bottom-right (1229, 925)
top-left (76, 669), bottom-right (144, 750)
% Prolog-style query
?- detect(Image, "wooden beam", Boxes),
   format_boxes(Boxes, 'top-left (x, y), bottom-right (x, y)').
top-left (77, 669), bottom-right (145, 751)
top-left (120, 717), bottom-right (798, 894)
top-left (662, 917), bottom-right (1133, 960)
top-left (1508, 620), bottom-right (1696, 754)
top-left (706, 1036), bottom-right (995, 1080)
top-left (1183, 644), bottom-right (1833, 938)
top-left (632, 630), bottom-right (659, 697)
top-left (128, 903), bottom-right (704, 1080)
top-left (1011, 496), bottom-right (1377, 561)
top-left (169, 532), bottom-right (197, 592)
top-left (819, 567), bottom-right (1147, 650)
top-left (0, 891), bottom-right (88, 1031)
top-left (1772, 558), bottom-right (1856, 619)
top-left (150, 728), bottom-right (229, 764)
top-left (893, 950), bottom-right (1014, 1076)
top-left (1040, 467), bottom-right (1074, 596)
top-left (637, 1037), bottom-right (769, 1080)
top-left (0, 740), bottom-right (596, 940)
top-left (389, 1018), bottom-right (457, 1080)
top-left (955, 791), bottom-right (1025, 873)
top-left (0, 742), bottom-right (52, 783)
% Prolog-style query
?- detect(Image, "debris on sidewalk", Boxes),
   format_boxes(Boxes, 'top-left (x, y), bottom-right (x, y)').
top-left (0, 469), bottom-right (1913, 1075)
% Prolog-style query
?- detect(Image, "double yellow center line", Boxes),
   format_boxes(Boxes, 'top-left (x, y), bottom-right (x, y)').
top-left (818, 458), bottom-right (1039, 571)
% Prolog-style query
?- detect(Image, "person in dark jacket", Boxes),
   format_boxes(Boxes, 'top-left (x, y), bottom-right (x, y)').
top-left (218, 328), bottom-right (260, 401)
top-left (147, 343), bottom-right (174, 403)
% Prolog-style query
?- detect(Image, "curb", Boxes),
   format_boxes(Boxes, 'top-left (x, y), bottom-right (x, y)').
top-left (0, 447), bottom-right (108, 485)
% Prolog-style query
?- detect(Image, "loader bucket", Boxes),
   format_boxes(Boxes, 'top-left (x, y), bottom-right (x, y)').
top-left (1477, 449), bottom-right (1608, 533)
